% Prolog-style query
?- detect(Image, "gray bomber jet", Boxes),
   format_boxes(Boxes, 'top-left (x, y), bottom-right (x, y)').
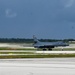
top-left (33, 36), bottom-right (69, 50)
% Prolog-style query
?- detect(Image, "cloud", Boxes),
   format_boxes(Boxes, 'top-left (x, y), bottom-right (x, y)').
top-left (62, 0), bottom-right (74, 8)
top-left (65, 0), bottom-right (74, 8)
top-left (5, 9), bottom-right (17, 18)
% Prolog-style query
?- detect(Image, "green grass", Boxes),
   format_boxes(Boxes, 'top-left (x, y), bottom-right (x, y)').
top-left (0, 52), bottom-right (35, 54)
top-left (0, 47), bottom-right (36, 50)
top-left (0, 54), bottom-right (75, 59)
top-left (0, 46), bottom-right (75, 51)
top-left (0, 47), bottom-right (75, 59)
top-left (0, 50), bottom-right (75, 58)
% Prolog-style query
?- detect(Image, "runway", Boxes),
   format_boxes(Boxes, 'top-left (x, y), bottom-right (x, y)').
top-left (36, 51), bottom-right (75, 54)
top-left (0, 58), bottom-right (75, 75)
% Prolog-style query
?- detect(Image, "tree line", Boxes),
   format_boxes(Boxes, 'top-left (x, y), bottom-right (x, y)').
top-left (0, 38), bottom-right (74, 43)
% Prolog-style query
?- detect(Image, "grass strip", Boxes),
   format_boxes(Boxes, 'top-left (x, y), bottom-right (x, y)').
top-left (0, 52), bottom-right (35, 54)
top-left (0, 54), bottom-right (75, 59)
top-left (0, 47), bottom-right (36, 50)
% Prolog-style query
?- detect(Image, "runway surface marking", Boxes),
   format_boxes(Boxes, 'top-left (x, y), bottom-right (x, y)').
top-left (36, 51), bottom-right (75, 54)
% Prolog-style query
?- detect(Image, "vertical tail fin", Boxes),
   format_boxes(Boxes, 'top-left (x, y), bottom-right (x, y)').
top-left (33, 35), bottom-right (39, 43)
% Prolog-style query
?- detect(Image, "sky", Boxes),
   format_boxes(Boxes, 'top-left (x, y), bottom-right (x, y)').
top-left (0, 0), bottom-right (75, 39)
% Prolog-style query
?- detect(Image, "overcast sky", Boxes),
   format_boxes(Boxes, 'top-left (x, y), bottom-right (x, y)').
top-left (0, 0), bottom-right (75, 39)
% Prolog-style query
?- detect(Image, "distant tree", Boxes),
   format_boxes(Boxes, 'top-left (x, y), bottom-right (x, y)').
top-left (0, 38), bottom-right (74, 43)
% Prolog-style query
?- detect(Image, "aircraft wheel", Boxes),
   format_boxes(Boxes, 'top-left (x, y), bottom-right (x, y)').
top-left (48, 48), bottom-right (52, 51)
top-left (43, 48), bottom-right (46, 51)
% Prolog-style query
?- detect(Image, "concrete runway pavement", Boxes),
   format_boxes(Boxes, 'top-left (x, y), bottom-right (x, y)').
top-left (0, 58), bottom-right (75, 75)
top-left (36, 51), bottom-right (75, 54)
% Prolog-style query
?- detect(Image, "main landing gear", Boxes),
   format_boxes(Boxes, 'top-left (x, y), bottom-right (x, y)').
top-left (42, 48), bottom-right (52, 51)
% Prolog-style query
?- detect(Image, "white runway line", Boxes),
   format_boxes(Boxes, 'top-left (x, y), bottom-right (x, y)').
top-left (36, 51), bottom-right (75, 54)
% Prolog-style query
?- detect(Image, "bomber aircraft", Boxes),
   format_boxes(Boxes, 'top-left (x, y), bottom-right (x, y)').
top-left (33, 36), bottom-right (69, 50)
